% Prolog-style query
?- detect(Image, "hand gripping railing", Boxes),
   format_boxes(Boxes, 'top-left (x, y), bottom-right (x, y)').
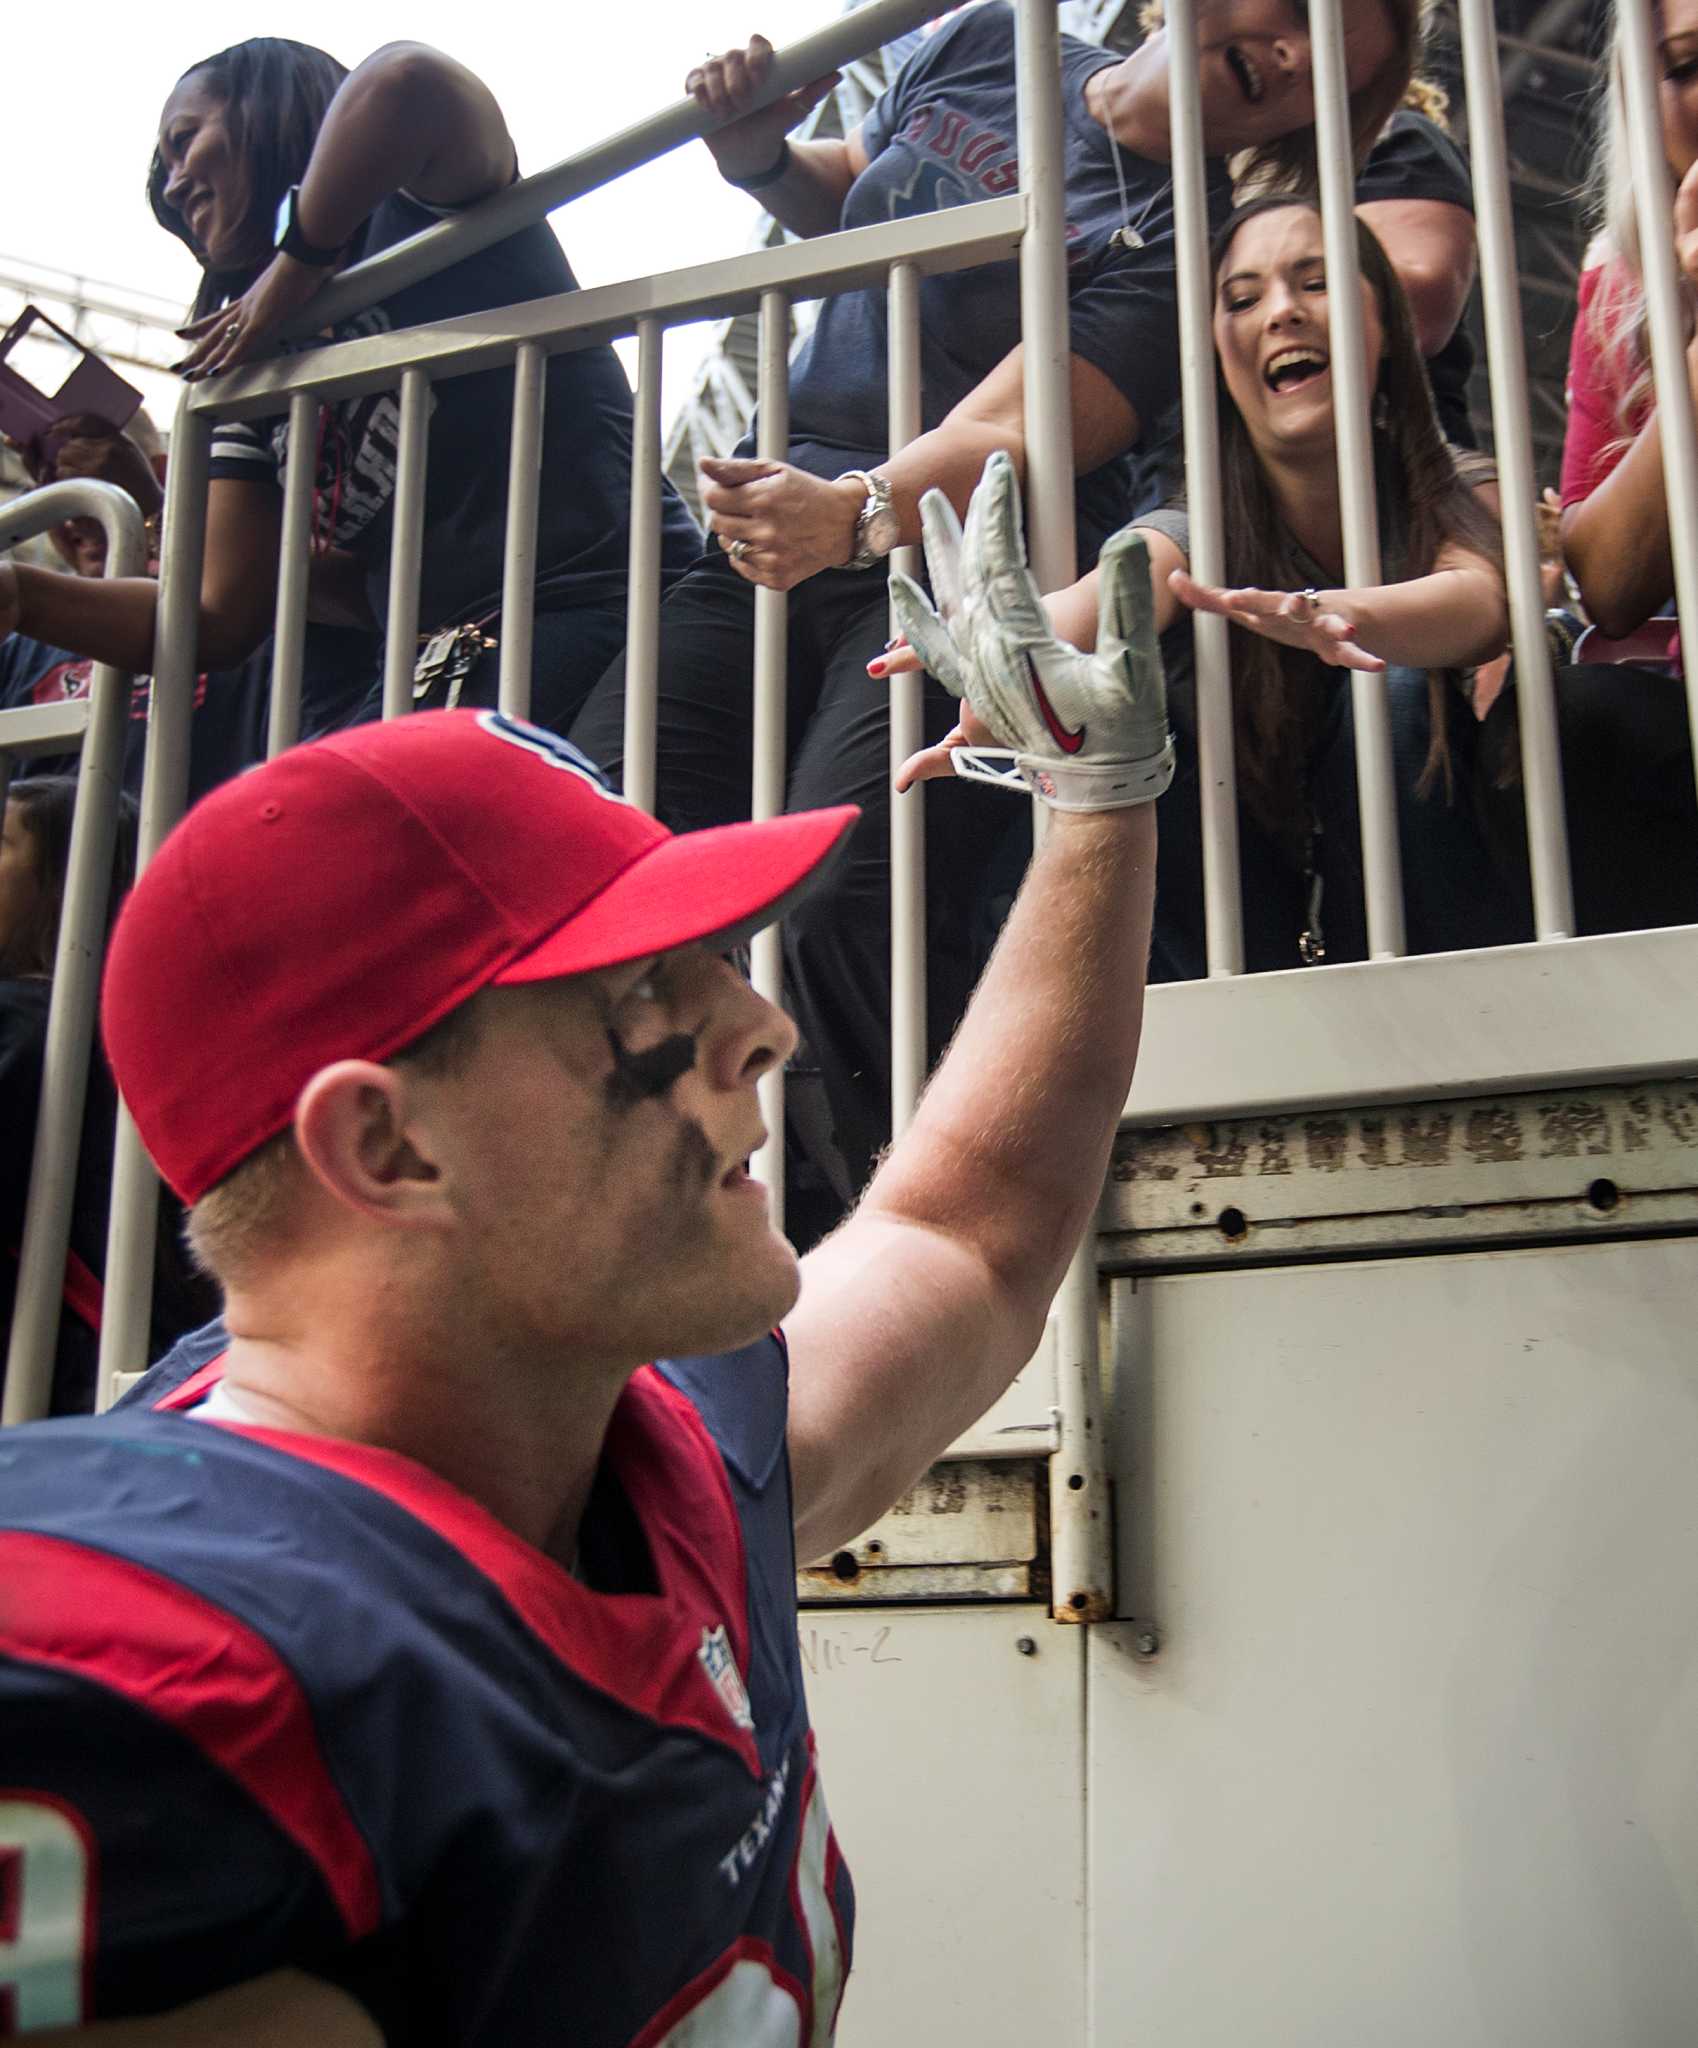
top-left (0, 479), bottom-right (146, 1425)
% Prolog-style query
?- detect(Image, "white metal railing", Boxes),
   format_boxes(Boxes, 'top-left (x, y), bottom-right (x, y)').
top-left (5, 1), bottom-right (1697, 1619)
top-left (0, 478), bottom-right (145, 1424)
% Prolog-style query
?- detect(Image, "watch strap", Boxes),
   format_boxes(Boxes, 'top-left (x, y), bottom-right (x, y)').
top-left (274, 185), bottom-right (345, 268)
top-left (840, 468), bottom-right (896, 571)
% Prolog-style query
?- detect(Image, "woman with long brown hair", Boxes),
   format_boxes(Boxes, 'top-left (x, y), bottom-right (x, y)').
top-left (884, 194), bottom-right (1518, 975)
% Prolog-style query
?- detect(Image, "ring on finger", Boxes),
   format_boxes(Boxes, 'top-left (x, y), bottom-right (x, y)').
top-left (729, 538), bottom-right (752, 564)
top-left (1300, 586), bottom-right (1321, 618)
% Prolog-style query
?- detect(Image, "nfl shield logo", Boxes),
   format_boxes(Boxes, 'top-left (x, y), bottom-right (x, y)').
top-left (697, 1623), bottom-right (756, 1733)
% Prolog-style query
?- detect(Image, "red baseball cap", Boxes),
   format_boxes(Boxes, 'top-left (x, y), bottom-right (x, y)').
top-left (102, 710), bottom-right (857, 1201)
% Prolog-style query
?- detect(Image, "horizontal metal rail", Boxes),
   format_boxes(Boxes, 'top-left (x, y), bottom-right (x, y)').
top-left (191, 198), bottom-right (1025, 418)
top-left (281, 0), bottom-right (951, 340)
top-left (0, 479), bottom-right (146, 1426)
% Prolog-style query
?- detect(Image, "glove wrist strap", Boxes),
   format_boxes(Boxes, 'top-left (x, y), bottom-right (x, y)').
top-left (951, 742), bottom-right (1175, 811)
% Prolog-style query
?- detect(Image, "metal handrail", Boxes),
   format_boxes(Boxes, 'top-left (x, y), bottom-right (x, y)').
top-left (0, 478), bottom-right (146, 1425)
top-left (193, 199), bottom-right (1027, 418)
top-left (280, 0), bottom-right (955, 342)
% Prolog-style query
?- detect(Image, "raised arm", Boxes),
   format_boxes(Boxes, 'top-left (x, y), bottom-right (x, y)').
top-left (177, 43), bottom-right (517, 379)
top-left (784, 460), bottom-right (1167, 1558)
top-left (688, 34), bottom-right (864, 240)
top-left (1356, 196), bottom-right (1476, 360)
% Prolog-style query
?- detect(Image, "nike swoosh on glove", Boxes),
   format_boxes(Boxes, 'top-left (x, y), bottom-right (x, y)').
top-left (889, 449), bottom-right (1174, 811)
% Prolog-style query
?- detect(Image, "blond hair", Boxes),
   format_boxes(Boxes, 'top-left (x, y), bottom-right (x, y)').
top-left (1582, 7), bottom-right (1692, 453)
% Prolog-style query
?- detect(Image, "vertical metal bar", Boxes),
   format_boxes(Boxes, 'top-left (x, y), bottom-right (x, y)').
top-left (887, 261), bottom-right (926, 1135)
top-left (499, 343), bottom-right (547, 720)
top-left (381, 368), bottom-right (431, 720)
top-left (1311, 0), bottom-right (1406, 957)
top-left (750, 290), bottom-right (790, 1215)
top-left (1619, 0), bottom-right (1698, 794)
top-left (1016, 0), bottom-right (1112, 1624)
top-left (1457, 0), bottom-right (1576, 940)
top-left (623, 318), bottom-right (665, 812)
top-left (1169, 0), bottom-right (1245, 977)
top-left (3, 487), bottom-right (145, 1425)
top-left (268, 391), bottom-right (317, 757)
top-left (98, 402), bottom-right (214, 1408)
top-left (1014, 0), bottom-right (1077, 590)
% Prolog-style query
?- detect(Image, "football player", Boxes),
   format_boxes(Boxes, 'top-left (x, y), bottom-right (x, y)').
top-left (0, 456), bottom-right (1169, 2043)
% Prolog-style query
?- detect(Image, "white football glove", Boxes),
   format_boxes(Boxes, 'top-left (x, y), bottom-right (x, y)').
top-left (889, 450), bottom-right (1173, 811)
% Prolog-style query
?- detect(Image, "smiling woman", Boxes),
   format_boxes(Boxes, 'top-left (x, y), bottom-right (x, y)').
top-left (0, 35), bottom-right (701, 740)
top-left (889, 194), bottom-right (1516, 978)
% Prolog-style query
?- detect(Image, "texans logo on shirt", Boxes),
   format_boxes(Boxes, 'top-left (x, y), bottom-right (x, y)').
top-left (29, 661), bottom-right (206, 721)
top-left (698, 1623), bottom-right (756, 1734)
top-left (888, 107), bottom-right (1096, 266)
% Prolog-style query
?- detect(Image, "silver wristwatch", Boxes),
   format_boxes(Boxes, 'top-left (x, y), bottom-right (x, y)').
top-left (839, 469), bottom-right (900, 570)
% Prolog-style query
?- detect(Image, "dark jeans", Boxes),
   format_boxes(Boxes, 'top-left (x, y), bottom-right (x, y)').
top-left (1151, 662), bottom-right (1524, 981)
top-left (337, 600), bottom-right (635, 739)
top-left (569, 550), bottom-right (1021, 1202)
top-left (1476, 662), bottom-right (1698, 935)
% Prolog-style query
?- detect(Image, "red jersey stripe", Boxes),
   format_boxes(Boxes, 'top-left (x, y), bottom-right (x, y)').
top-left (150, 1357), bottom-right (229, 1412)
top-left (0, 1531), bottom-right (381, 1941)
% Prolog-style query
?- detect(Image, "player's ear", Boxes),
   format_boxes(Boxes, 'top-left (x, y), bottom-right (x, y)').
top-left (293, 1060), bottom-right (451, 1227)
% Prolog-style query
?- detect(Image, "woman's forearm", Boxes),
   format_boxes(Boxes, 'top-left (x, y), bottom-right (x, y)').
top-left (1321, 564), bottom-right (1507, 670)
top-left (1560, 342), bottom-right (1698, 636)
top-left (13, 566), bottom-right (161, 674)
top-left (732, 139), bottom-right (860, 239)
top-left (13, 563), bottom-right (269, 675)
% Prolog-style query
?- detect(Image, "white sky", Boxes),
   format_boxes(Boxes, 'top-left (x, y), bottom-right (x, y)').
top-left (0, 3), bottom-right (845, 425)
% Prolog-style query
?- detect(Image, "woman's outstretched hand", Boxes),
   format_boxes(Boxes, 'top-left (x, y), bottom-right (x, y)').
top-left (1168, 568), bottom-right (1386, 672)
top-left (174, 253), bottom-right (331, 381)
top-left (699, 456), bottom-right (866, 590)
top-left (866, 637), bottom-right (996, 790)
top-left (687, 34), bottom-right (840, 183)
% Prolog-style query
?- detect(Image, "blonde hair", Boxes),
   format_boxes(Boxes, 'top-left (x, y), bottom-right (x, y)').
top-left (1133, 0), bottom-right (1432, 192)
top-left (1584, 4), bottom-right (1692, 448)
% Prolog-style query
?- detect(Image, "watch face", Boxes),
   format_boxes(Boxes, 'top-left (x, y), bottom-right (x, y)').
top-left (865, 503), bottom-right (901, 554)
top-left (274, 188), bottom-right (294, 250)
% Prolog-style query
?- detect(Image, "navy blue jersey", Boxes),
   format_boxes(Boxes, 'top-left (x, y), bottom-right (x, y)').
top-left (0, 1331), bottom-right (852, 2042)
top-left (776, 2), bottom-right (1234, 571)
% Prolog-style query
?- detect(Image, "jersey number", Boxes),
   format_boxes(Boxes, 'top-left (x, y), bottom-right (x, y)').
top-left (643, 1777), bottom-right (845, 2047)
top-left (0, 1796), bottom-right (91, 2035)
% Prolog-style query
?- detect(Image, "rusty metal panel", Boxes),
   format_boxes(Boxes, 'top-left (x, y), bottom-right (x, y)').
top-left (798, 1458), bottom-right (1046, 1606)
top-left (1099, 1077), bottom-right (1698, 1271)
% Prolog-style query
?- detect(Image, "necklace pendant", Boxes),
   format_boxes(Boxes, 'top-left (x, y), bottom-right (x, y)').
top-left (1112, 225), bottom-right (1144, 252)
